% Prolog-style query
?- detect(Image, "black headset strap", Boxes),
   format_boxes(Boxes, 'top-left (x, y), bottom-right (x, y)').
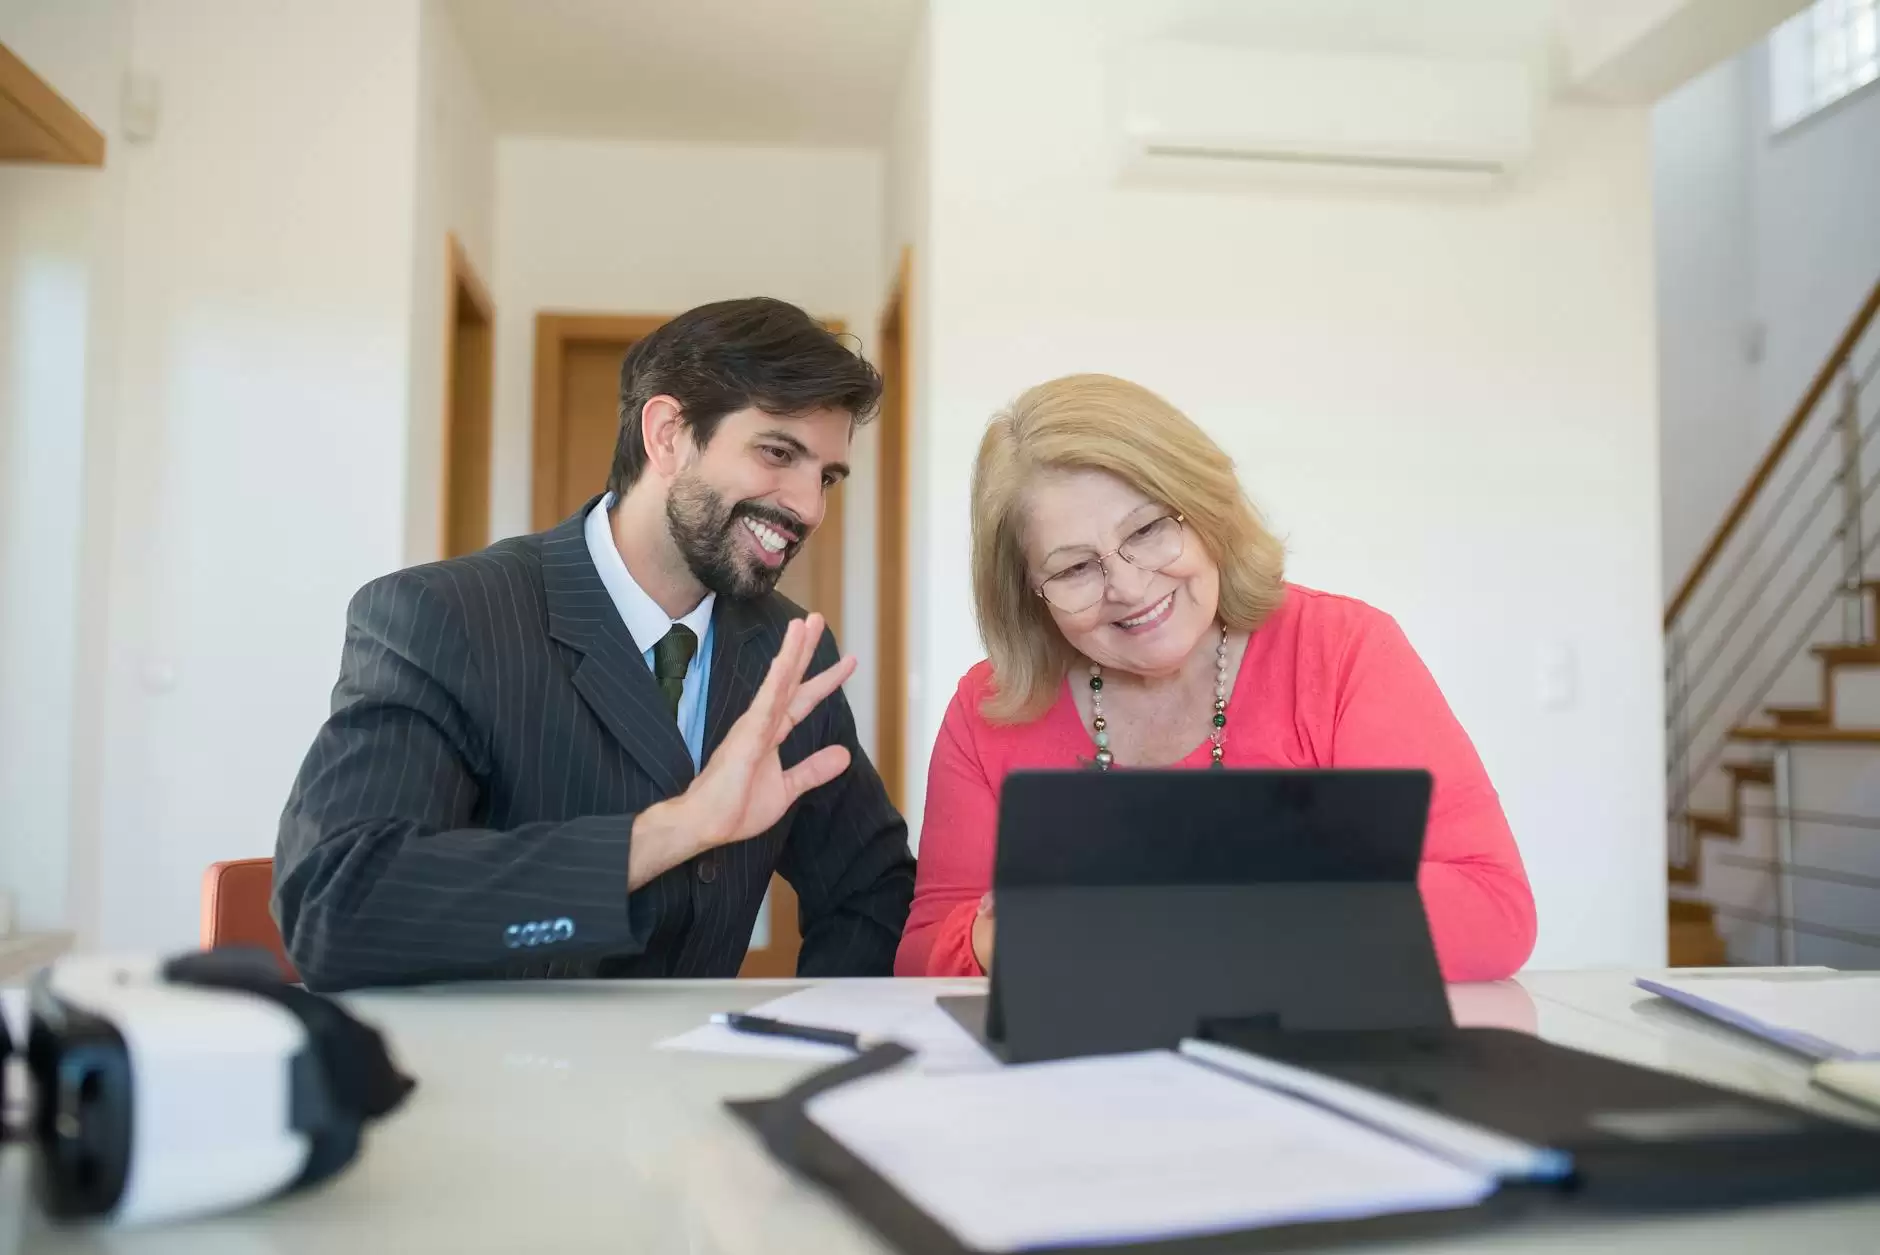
top-left (161, 948), bottom-right (415, 1119)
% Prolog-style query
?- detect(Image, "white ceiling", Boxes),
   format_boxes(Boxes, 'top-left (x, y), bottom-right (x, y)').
top-left (1132, 0), bottom-right (1557, 59)
top-left (448, 0), bottom-right (922, 146)
top-left (449, 0), bottom-right (1581, 149)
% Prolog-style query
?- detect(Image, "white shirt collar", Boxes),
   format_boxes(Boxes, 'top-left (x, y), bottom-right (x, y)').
top-left (584, 493), bottom-right (715, 655)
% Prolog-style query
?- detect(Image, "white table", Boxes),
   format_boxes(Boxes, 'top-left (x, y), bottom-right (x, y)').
top-left (5, 971), bottom-right (1877, 1254)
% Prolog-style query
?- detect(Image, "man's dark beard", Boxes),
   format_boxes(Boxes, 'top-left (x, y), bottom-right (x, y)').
top-left (665, 473), bottom-right (804, 600)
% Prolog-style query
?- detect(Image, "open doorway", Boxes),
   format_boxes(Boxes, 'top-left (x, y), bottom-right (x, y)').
top-left (441, 235), bottom-right (494, 558)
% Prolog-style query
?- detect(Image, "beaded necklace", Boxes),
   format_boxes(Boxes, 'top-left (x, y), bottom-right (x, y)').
top-left (1087, 623), bottom-right (1229, 770)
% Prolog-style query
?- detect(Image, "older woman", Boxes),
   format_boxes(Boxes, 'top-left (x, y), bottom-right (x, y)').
top-left (895, 374), bottom-right (1536, 983)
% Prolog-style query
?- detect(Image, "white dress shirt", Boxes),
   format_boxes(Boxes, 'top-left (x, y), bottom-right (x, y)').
top-left (584, 493), bottom-right (715, 769)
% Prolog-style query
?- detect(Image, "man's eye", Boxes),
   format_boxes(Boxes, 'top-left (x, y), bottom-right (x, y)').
top-left (760, 446), bottom-right (790, 465)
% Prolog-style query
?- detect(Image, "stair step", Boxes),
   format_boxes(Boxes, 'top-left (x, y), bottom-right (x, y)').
top-left (1687, 809), bottom-right (1737, 838)
top-left (1668, 860), bottom-right (1699, 884)
top-left (1811, 643), bottom-right (1880, 666)
top-left (1668, 897), bottom-right (1715, 924)
top-left (1724, 761), bottom-right (1776, 786)
top-left (1730, 724), bottom-right (1880, 743)
top-left (1766, 704), bottom-right (1831, 726)
top-left (1669, 918), bottom-right (1728, 966)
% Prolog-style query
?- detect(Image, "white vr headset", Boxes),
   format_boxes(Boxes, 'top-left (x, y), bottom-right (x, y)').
top-left (4, 948), bottom-right (413, 1226)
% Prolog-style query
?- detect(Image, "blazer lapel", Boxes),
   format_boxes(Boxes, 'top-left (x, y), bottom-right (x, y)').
top-left (703, 595), bottom-right (777, 763)
top-left (541, 501), bottom-right (695, 799)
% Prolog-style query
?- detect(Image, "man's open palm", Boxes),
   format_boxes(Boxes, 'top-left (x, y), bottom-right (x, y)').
top-left (683, 613), bottom-right (855, 850)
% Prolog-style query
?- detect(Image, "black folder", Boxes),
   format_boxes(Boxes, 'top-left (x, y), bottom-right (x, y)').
top-left (730, 1040), bottom-right (1880, 1255)
top-left (1198, 1021), bottom-right (1880, 1208)
top-left (731, 770), bottom-right (1880, 1253)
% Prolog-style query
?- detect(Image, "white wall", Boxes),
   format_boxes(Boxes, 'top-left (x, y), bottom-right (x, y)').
top-left (1657, 53), bottom-right (1880, 590)
top-left (403, 0), bottom-right (496, 565)
top-left (1746, 60), bottom-right (1880, 439)
top-left (71, 0), bottom-right (427, 952)
top-left (0, 0), bottom-right (132, 933)
top-left (1653, 58), bottom-right (1760, 589)
top-left (899, 0), bottom-right (1666, 969)
top-left (490, 138), bottom-right (887, 747)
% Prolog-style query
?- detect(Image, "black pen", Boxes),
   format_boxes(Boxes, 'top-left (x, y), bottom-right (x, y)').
top-left (711, 1011), bottom-right (869, 1051)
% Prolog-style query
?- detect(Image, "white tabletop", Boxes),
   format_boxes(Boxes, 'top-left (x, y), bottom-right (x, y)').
top-left (5, 970), bottom-right (1878, 1254)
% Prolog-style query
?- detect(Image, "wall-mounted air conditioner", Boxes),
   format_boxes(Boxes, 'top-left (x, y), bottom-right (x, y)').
top-left (1114, 41), bottom-right (1537, 193)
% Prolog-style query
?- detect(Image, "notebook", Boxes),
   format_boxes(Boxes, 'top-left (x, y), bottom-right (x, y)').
top-left (1636, 973), bottom-right (1880, 1061)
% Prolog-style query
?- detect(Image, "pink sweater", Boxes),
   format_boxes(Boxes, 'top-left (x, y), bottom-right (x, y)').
top-left (895, 585), bottom-right (1537, 982)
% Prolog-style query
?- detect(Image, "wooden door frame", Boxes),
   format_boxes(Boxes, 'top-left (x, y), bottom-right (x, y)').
top-left (440, 234), bottom-right (494, 558)
top-left (875, 248), bottom-right (914, 808)
top-left (531, 312), bottom-right (672, 533)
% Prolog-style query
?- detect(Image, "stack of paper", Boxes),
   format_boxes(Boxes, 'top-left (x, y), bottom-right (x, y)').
top-left (805, 1050), bottom-right (1496, 1252)
top-left (1637, 973), bottom-right (1880, 1061)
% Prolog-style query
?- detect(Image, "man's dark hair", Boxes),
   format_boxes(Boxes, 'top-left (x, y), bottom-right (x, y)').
top-left (608, 297), bottom-right (883, 497)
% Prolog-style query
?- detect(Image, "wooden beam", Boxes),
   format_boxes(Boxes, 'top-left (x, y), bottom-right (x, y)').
top-left (0, 41), bottom-right (105, 166)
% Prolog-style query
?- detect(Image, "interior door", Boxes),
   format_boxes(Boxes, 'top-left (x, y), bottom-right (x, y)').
top-left (534, 312), bottom-right (853, 977)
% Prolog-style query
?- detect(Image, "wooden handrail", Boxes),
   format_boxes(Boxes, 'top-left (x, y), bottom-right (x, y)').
top-left (1666, 275), bottom-right (1880, 628)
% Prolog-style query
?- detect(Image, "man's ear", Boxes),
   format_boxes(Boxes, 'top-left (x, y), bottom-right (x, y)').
top-left (639, 395), bottom-right (689, 479)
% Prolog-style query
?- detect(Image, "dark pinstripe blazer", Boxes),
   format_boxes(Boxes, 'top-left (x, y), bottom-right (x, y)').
top-left (273, 501), bottom-right (914, 991)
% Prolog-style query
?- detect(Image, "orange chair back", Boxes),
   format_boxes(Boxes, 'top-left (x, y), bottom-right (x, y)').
top-left (200, 858), bottom-right (296, 980)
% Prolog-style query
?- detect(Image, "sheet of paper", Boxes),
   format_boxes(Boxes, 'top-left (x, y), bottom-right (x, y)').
top-left (657, 980), bottom-right (997, 1072)
top-left (1639, 974), bottom-right (1880, 1061)
top-left (806, 1050), bottom-right (1495, 1253)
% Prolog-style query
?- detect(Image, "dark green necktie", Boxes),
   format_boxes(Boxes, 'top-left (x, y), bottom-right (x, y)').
top-left (651, 625), bottom-right (698, 719)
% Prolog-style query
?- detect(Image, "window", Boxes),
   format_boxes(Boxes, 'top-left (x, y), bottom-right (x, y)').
top-left (1769, 0), bottom-right (1880, 130)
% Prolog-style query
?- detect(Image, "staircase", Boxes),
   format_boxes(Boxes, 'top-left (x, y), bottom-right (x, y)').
top-left (1665, 277), bottom-right (1880, 967)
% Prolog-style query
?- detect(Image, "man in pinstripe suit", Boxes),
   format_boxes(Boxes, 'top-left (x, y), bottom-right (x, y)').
top-left (275, 298), bottom-right (914, 990)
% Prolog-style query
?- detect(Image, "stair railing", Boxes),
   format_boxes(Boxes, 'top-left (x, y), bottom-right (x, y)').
top-left (1664, 278), bottom-right (1880, 915)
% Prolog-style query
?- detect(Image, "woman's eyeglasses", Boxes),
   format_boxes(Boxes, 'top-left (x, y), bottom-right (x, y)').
top-left (1035, 514), bottom-right (1185, 613)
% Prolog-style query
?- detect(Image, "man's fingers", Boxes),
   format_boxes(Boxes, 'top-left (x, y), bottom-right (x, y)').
top-left (781, 744), bottom-right (851, 799)
top-left (787, 613), bottom-right (825, 683)
top-left (761, 612), bottom-right (828, 733)
top-left (742, 618), bottom-right (803, 734)
top-left (783, 653), bottom-right (857, 730)
top-left (725, 613), bottom-right (827, 748)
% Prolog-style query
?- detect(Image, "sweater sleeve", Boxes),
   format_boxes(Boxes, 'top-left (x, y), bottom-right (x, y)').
top-left (894, 679), bottom-right (999, 977)
top-left (1329, 612), bottom-right (1538, 981)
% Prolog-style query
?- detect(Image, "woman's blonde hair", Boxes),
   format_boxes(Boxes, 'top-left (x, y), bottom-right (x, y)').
top-left (972, 373), bottom-right (1286, 723)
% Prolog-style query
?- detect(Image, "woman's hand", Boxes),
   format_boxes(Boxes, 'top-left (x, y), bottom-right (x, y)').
top-left (970, 891), bottom-right (996, 972)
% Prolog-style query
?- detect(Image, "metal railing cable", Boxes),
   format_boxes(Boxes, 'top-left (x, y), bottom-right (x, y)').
top-left (1667, 506), bottom-right (1880, 814)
